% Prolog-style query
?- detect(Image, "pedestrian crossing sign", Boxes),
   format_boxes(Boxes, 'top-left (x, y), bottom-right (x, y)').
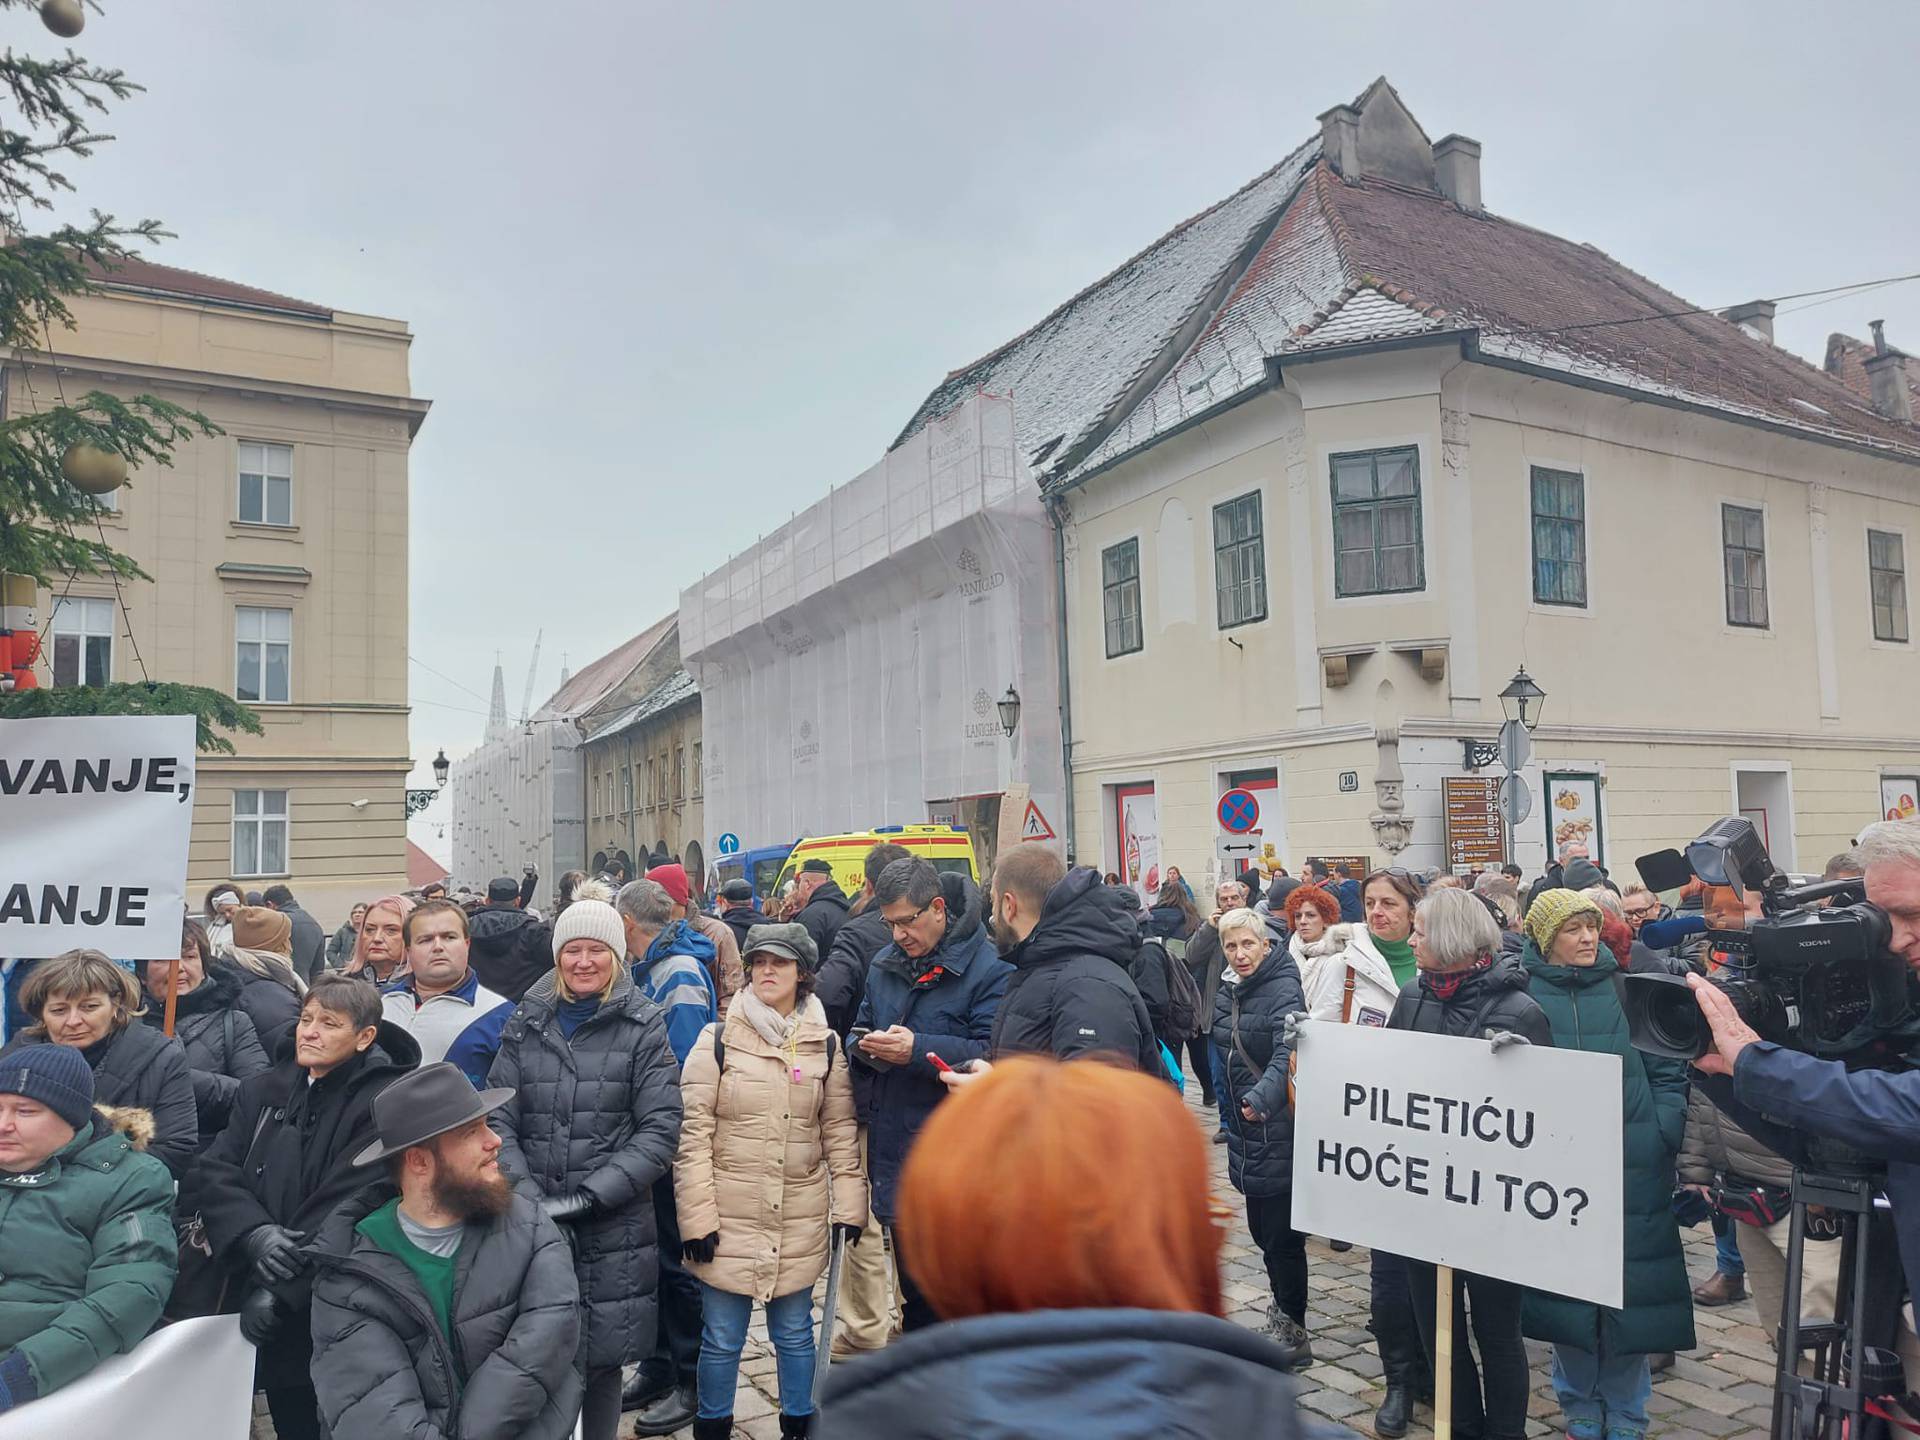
top-left (1021, 800), bottom-right (1056, 842)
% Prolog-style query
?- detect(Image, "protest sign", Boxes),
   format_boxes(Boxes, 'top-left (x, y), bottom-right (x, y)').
top-left (1291, 1019), bottom-right (1624, 1307)
top-left (0, 715), bottom-right (196, 960)
top-left (0, 1315), bottom-right (254, 1438)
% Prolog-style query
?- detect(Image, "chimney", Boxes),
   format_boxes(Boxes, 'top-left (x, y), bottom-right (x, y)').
top-left (1721, 300), bottom-right (1775, 345)
top-left (1318, 103), bottom-right (1360, 177)
top-left (1866, 320), bottom-right (1915, 423)
top-left (1433, 134), bottom-right (1482, 212)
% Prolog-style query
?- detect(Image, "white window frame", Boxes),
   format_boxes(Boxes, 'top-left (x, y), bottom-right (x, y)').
top-left (1868, 525), bottom-right (1910, 646)
top-left (231, 788), bottom-right (290, 878)
top-left (50, 595), bottom-right (114, 687)
top-left (237, 441), bottom-right (294, 527)
top-left (234, 605), bottom-right (293, 703)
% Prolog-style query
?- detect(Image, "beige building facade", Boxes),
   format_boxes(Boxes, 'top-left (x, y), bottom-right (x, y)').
top-left (576, 619), bottom-right (707, 890)
top-left (14, 258), bottom-right (428, 924)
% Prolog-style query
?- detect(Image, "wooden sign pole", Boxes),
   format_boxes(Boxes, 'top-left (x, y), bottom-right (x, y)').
top-left (162, 953), bottom-right (180, 1038)
top-left (1433, 1264), bottom-right (1455, 1440)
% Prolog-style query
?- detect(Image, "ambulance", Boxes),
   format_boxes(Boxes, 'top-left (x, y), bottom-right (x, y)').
top-left (770, 824), bottom-right (979, 903)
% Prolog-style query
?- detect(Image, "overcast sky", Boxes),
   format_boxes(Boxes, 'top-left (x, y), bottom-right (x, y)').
top-left (55, 0), bottom-right (1920, 796)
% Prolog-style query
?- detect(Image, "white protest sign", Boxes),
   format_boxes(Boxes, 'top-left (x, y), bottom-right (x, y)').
top-left (0, 715), bottom-right (196, 960)
top-left (1291, 1020), bottom-right (1624, 1308)
top-left (0, 1314), bottom-right (254, 1438)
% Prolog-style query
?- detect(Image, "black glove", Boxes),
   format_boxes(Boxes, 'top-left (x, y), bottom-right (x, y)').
top-left (683, 1231), bottom-right (719, 1265)
top-left (237, 1287), bottom-right (283, 1346)
top-left (241, 1223), bottom-right (307, 1284)
top-left (832, 1223), bottom-right (862, 1250)
top-left (540, 1191), bottom-right (594, 1225)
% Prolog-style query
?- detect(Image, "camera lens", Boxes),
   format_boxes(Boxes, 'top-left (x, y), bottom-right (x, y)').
top-left (1617, 972), bottom-right (1711, 1060)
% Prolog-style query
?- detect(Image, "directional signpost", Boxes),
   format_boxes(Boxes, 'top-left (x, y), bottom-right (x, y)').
top-left (717, 832), bottom-right (741, 856)
top-left (1216, 834), bottom-right (1261, 864)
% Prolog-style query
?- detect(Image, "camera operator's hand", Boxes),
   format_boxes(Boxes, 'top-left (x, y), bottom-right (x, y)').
top-left (1688, 973), bottom-right (1762, 1076)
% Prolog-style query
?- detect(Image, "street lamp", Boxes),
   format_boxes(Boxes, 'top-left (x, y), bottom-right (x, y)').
top-left (432, 748), bottom-right (450, 787)
top-left (997, 686), bottom-right (1022, 739)
top-left (1498, 666), bottom-right (1547, 733)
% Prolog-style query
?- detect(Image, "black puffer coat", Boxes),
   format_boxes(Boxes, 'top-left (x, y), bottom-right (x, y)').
top-left (1211, 923), bottom-right (1305, 1198)
top-left (467, 903), bottom-right (555, 1003)
top-left (795, 880), bottom-right (851, 961)
top-left (818, 903), bottom-right (889, 1038)
top-left (221, 958), bottom-right (302, 1059)
top-left (138, 965), bottom-right (270, 1144)
top-left (488, 970), bottom-right (683, 1373)
top-left (184, 1019), bottom-right (422, 1387)
top-left (310, 1187), bottom-right (584, 1440)
top-left (989, 867), bottom-right (1159, 1075)
top-left (3, 1021), bottom-right (200, 1179)
top-left (1386, 953), bottom-right (1552, 1045)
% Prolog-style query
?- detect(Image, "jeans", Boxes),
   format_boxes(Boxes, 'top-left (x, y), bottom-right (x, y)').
top-left (1551, 1343), bottom-right (1652, 1439)
top-left (652, 1172), bottom-right (703, 1382)
top-left (1711, 1209), bottom-right (1746, 1278)
top-left (1245, 1190), bottom-right (1309, 1323)
top-left (698, 1283), bottom-right (816, 1419)
top-left (1405, 1261), bottom-right (1530, 1440)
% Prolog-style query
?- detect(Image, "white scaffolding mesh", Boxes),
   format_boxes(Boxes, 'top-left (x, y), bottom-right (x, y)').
top-left (680, 394), bottom-right (1063, 848)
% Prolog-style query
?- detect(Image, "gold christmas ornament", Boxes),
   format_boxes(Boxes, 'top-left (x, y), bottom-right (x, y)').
top-left (39, 0), bottom-right (85, 38)
top-left (60, 443), bottom-right (127, 495)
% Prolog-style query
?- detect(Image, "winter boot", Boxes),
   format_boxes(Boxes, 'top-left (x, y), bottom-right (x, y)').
top-left (779, 1414), bottom-right (814, 1439)
top-left (691, 1418), bottom-right (733, 1440)
top-left (630, 1379), bottom-right (699, 1436)
top-left (1267, 1309), bottom-right (1314, 1370)
top-left (620, 1357), bottom-right (674, 1412)
top-left (1371, 1317), bottom-right (1420, 1439)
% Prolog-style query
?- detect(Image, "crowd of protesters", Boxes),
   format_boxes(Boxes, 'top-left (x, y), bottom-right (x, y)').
top-left (0, 826), bottom-right (1913, 1439)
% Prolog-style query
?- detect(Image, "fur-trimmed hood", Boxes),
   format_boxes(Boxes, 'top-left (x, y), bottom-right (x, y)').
top-left (95, 1103), bottom-right (154, 1151)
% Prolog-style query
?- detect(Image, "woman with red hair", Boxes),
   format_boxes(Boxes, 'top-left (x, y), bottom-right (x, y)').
top-left (821, 1055), bottom-right (1324, 1438)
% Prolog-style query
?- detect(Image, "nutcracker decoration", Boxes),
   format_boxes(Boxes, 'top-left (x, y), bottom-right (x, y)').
top-left (0, 574), bottom-right (39, 691)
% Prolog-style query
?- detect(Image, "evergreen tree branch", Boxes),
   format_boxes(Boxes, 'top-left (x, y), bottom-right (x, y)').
top-left (0, 681), bottom-right (263, 755)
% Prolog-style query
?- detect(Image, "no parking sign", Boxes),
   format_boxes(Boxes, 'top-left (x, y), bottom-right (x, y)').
top-left (1217, 787), bottom-right (1261, 834)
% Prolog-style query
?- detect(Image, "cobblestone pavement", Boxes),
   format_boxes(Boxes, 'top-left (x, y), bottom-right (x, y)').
top-left (256, 1078), bottom-right (1776, 1440)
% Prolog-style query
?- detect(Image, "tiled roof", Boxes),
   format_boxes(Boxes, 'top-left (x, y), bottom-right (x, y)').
top-left (540, 615), bottom-right (675, 718)
top-left (1825, 332), bottom-right (1920, 415)
top-left (86, 254), bottom-right (331, 319)
top-left (897, 110), bottom-right (1920, 485)
top-left (582, 668), bottom-right (697, 742)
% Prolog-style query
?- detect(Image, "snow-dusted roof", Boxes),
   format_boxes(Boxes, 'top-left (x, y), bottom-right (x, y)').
top-left (582, 668), bottom-right (697, 743)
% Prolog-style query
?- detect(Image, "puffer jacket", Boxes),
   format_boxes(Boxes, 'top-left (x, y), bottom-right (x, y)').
top-left (186, 1019), bottom-right (422, 1387)
top-left (3, 1021), bottom-right (200, 1180)
top-left (0, 1106), bottom-right (176, 1405)
top-left (138, 965), bottom-right (270, 1144)
top-left (675, 997), bottom-right (866, 1302)
top-left (1385, 952), bottom-right (1552, 1044)
top-left (1294, 922), bottom-right (1399, 1029)
top-left (852, 872), bottom-right (1012, 1222)
top-left (488, 969), bottom-right (682, 1373)
top-left (988, 867), bottom-right (1160, 1074)
top-left (822, 1307), bottom-right (1336, 1440)
top-left (220, 954), bottom-right (303, 1059)
top-left (1520, 940), bottom-right (1695, 1356)
top-left (309, 1187), bottom-right (583, 1440)
top-left (795, 880), bottom-right (851, 964)
top-left (1678, 1085), bottom-right (1793, 1189)
top-left (1212, 923), bottom-right (1305, 1198)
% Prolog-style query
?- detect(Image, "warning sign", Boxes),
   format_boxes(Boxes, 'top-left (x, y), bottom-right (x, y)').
top-left (1021, 800), bottom-right (1056, 842)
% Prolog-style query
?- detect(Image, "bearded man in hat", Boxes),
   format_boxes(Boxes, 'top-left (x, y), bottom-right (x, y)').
top-left (308, 1062), bottom-right (583, 1439)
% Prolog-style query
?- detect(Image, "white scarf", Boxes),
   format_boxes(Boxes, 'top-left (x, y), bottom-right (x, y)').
top-left (733, 987), bottom-right (824, 1049)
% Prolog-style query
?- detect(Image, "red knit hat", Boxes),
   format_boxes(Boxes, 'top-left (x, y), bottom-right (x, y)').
top-left (646, 863), bottom-right (690, 908)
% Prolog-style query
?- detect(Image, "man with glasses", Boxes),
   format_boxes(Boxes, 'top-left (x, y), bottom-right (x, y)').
top-left (849, 857), bottom-right (1011, 1332)
top-left (1620, 884), bottom-right (1666, 936)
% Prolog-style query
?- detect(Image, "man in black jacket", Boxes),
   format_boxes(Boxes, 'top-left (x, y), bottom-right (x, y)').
top-left (309, 1063), bottom-right (582, 1440)
top-left (793, 858), bottom-right (851, 960)
top-left (466, 876), bottom-right (553, 1002)
top-left (185, 973), bottom-right (422, 1440)
top-left (979, 848), bottom-right (1159, 1074)
top-left (817, 842), bottom-right (910, 1040)
top-left (262, 884), bottom-right (327, 985)
top-left (713, 879), bottom-right (766, 954)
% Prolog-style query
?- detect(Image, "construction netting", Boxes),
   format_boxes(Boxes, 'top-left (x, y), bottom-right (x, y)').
top-left (447, 719), bottom-right (585, 890)
top-left (679, 393), bottom-right (1064, 853)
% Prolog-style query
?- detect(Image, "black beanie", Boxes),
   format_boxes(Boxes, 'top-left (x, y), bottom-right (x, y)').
top-left (0, 1043), bottom-right (95, 1131)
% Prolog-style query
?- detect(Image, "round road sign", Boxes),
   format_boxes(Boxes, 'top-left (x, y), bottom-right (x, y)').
top-left (1217, 788), bottom-right (1261, 835)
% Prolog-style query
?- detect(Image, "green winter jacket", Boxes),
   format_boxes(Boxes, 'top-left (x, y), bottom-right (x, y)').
top-left (0, 1107), bottom-right (177, 1401)
top-left (1519, 941), bottom-right (1696, 1356)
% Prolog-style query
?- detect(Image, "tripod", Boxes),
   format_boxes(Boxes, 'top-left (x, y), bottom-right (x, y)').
top-left (1770, 1171), bottom-right (1884, 1440)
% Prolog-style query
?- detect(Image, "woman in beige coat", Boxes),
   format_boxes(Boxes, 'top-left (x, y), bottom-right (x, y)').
top-left (675, 922), bottom-right (866, 1440)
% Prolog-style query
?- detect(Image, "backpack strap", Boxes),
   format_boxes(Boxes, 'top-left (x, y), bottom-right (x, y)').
top-left (712, 1027), bottom-right (725, 1076)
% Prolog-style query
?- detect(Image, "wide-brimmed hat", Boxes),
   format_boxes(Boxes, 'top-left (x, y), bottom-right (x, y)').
top-left (352, 1061), bottom-right (514, 1166)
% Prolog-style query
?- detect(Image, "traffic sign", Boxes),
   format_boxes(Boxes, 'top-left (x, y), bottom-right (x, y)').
top-left (716, 832), bottom-right (740, 855)
top-left (1497, 719), bottom-right (1532, 774)
top-left (1020, 800), bottom-right (1056, 842)
top-left (1215, 834), bottom-right (1260, 863)
top-left (1217, 788), bottom-right (1261, 835)
top-left (1498, 774), bottom-right (1531, 826)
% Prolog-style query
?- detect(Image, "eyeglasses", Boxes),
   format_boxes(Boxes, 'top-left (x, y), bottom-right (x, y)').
top-left (1624, 906), bottom-right (1660, 920)
top-left (884, 901), bottom-right (935, 935)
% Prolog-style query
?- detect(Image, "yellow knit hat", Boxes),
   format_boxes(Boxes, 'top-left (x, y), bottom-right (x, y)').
top-left (1523, 887), bottom-right (1602, 953)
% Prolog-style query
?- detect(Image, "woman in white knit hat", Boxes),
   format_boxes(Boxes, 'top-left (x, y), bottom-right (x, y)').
top-left (487, 896), bottom-right (684, 1440)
